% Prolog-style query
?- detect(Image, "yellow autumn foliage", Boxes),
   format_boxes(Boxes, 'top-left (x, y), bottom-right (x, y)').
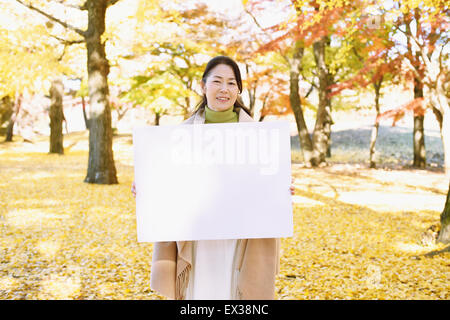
top-left (0, 132), bottom-right (448, 300)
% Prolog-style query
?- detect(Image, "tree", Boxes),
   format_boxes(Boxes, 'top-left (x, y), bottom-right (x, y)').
top-left (404, 8), bottom-right (427, 168)
top-left (245, 0), bottom-right (353, 166)
top-left (122, 42), bottom-right (204, 122)
top-left (0, 96), bottom-right (14, 133)
top-left (122, 2), bottom-right (228, 122)
top-left (49, 78), bottom-right (64, 154)
top-left (288, 41), bottom-right (319, 166)
top-left (437, 180), bottom-right (450, 244)
top-left (5, 94), bottom-right (23, 142)
top-left (391, 0), bottom-right (449, 175)
top-left (251, 59), bottom-right (293, 122)
top-left (312, 33), bottom-right (334, 163)
top-left (328, 9), bottom-right (401, 168)
top-left (15, 0), bottom-right (122, 184)
top-left (223, 11), bottom-right (292, 121)
top-left (0, 5), bottom-right (64, 142)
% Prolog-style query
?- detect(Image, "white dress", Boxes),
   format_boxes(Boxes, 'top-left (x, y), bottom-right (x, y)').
top-left (185, 239), bottom-right (238, 300)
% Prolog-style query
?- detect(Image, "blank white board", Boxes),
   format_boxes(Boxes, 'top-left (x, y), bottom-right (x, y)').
top-left (133, 121), bottom-right (293, 242)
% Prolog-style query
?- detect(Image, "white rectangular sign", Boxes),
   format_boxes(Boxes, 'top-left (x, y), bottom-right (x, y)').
top-left (133, 121), bottom-right (293, 242)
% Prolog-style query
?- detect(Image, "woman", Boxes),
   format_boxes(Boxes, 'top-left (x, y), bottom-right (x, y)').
top-left (132, 56), bottom-right (294, 300)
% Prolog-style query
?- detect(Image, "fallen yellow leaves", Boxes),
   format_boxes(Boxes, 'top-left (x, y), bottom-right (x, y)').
top-left (275, 166), bottom-right (449, 300)
top-left (0, 133), bottom-right (448, 299)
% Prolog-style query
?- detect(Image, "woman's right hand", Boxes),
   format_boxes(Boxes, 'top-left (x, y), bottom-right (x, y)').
top-left (131, 180), bottom-right (136, 198)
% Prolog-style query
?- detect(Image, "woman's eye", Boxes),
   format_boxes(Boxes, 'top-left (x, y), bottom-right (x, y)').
top-left (229, 82), bottom-right (236, 85)
top-left (213, 80), bottom-right (221, 83)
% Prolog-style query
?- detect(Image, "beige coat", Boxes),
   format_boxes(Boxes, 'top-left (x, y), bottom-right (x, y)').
top-left (150, 107), bottom-right (280, 300)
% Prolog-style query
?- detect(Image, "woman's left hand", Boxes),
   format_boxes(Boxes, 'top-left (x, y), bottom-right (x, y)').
top-left (290, 177), bottom-right (295, 195)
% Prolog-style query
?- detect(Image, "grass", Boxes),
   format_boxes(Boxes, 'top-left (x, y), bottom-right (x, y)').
top-left (290, 124), bottom-right (444, 170)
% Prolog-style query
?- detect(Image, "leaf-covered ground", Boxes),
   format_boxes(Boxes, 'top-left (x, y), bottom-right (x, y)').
top-left (0, 131), bottom-right (448, 300)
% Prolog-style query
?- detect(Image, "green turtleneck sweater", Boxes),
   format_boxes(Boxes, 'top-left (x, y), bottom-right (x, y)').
top-left (205, 105), bottom-right (238, 124)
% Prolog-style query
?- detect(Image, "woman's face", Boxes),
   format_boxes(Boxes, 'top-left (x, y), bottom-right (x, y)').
top-left (201, 64), bottom-right (239, 112)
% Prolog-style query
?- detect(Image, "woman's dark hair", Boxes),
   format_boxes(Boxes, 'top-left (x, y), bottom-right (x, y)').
top-left (190, 56), bottom-right (251, 117)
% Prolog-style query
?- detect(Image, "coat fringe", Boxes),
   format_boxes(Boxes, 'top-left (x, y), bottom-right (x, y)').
top-left (176, 263), bottom-right (191, 300)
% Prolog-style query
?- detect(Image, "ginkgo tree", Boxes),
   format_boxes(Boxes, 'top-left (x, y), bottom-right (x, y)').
top-left (12, 0), bottom-right (165, 184)
top-left (0, 3), bottom-right (68, 143)
top-left (122, 42), bottom-right (204, 123)
top-left (438, 182), bottom-right (450, 243)
top-left (123, 2), bottom-right (246, 122)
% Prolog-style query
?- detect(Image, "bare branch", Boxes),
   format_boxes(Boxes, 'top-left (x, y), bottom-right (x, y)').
top-left (50, 35), bottom-right (84, 45)
top-left (438, 38), bottom-right (449, 72)
top-left (108, 0), bottom-right (121, 7)
top-left (15, 0), bottom-right (86, 38)
top-left (244, 8), bottom-right (265, 32)
top-left (305, 84), bottom-right (314, 98)
top-left (244, 8), bottom-right (274, 43)
top-left (394, 23), bottom-right (431, 68)
top-left (80, 1), bottom-right (88, 10)
top-left (402, 56), bottom-right (421, 79)
top-left (57, 43), bottom-right (66, 61)
top-left (52, 0), bottom-right (86, 10)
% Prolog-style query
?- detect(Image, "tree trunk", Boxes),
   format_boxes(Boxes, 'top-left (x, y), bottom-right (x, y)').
top-left (413, 115), bottom-right (426, 168)
top-left (288, 42), bottom-right (318, 167)
top-left (433, 70), bottom-right (450, 177)
top-left (245, 63), bottom-right (257, 117)
top-left (257, 90), bottom-right (271, 122)
top-left (431, 106), bottom-right (443, 131)
top-left (49, 79), bottom-right (64, 154)
top-left (184, 96), bottom-right (191, 120)
top-left (81, 96), bottom-right (90, 130)
top-left (441, 111), bottom-right (450, 178)
top-left (312, 37), bottom-right (333, 164)
top-left (369, 122), bottom-right (380, 168)
top-left (154, 112), bottom-right (161, 126)
top-left (0, 96), bottom-right (13, 128)
top-left (369, 78), bottom-right (383, 168)
top-left (5, 94), bottom-right (22, 142)
top-left (430, 104), bottom-right (449, 174)
top-left (437, 181), bottom-right (450, 244)
top-left (402, 8), bottom-right (448, 176)
top-left (405, 14), bottom-right (426, 169)
top-left (84, 0), bottom-right (117, 184)
top-left (413, 80), bottom-right (426, 168)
